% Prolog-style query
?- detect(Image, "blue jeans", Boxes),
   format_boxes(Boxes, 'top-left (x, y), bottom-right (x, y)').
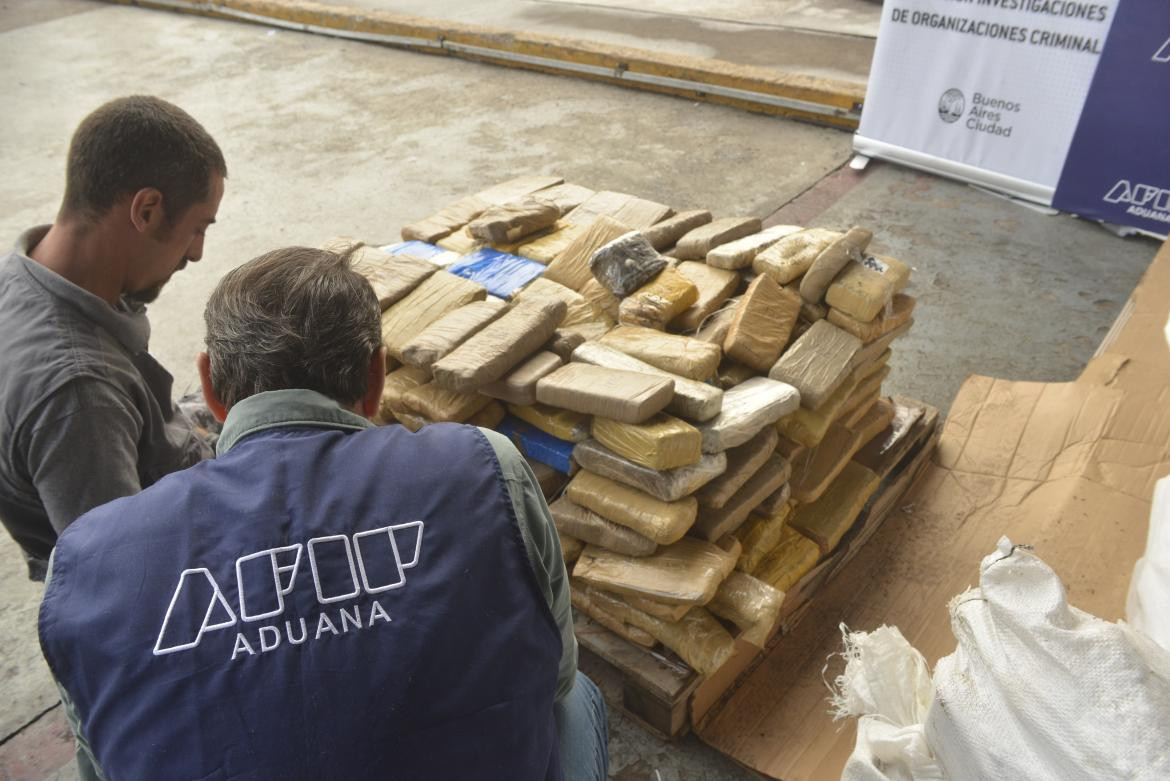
top-left (555, 671), bottom-right (609, 781)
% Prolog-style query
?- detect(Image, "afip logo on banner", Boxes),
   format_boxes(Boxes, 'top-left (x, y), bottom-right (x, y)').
top-left (1052, 4), bottom-right (1170, 237)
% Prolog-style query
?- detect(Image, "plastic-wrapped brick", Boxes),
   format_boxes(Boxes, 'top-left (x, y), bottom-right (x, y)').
top-left (573, 537), bottom-right (737, 605)
top-left (799, 226), bottom-right (872, 304)
top-left (401, 381), bottom-right (491, 423)
top-left (696, 427), bottom-right (780, 509)
top-left (697, 377), bottom-right (801, 453)
top-left (788, 461), bottom-right (880, 554)
top-left (566, 471), bottom-right (698, 545)
top-left (825, 255), bottom-right (913, 323)
top-left (571, 439), bottom-right (726, 503)
top-left (618, 266), bottom-right (699, 329)
top-left (751, 228), bottom-right (840, 285)
top-left (828, 293), bottom-right (916, 343)
top-left (432, 298), bottom-right (566, 392)
top-left (591, 413), bottom-right (703, 471)
top-left (494, 415), bottom-right (578, 474)
top-left (671, 261), bottom-right (740, 332)
top-left (599, 325), bottom-right (721, 381)
top-left (589, 231), bottom-right (668, 297)
top-left (380, 272), bottom-right (487, 361)
top-left (723, 275), bottom-right (801, 372)
top-left (400, 298), bottom-right (509, 369)
top-left (506, 402), bottom-right (591, 443)
top-left (768, 320), bottom-right (861, 410)
top-left (550, 497), bottom-right (657, 557)
top-left (735, 502), bottom-right (794, 574)
top-left (752, 526), bottom-right (821, 592)
top-left (691, 453), bottom-right (790, 542)
top-left (480, 350), bottom-right (563, 406)
top-left (706, 224), bottom-right (803, 270)
top-left (466, 196), bottom-right (560, 244)
top-left (571, 341), bottom-right (724, 422)
top-left (447, 248), bottom-right (547, 300)
top-left (535, 363), bottom-right (674, 425)
top-left (673, 217), bottom-right (762, 260)
top-left (707, 571), bottom-right (785, 647)
top-left (642, 210), bottom-right (712, 251)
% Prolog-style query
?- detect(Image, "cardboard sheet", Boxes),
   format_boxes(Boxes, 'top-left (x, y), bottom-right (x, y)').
top-left (535, 363), bottom-right (675, 425)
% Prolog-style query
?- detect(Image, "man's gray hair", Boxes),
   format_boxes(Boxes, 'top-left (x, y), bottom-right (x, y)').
top-left (204, 246), bottom-right (382, 409)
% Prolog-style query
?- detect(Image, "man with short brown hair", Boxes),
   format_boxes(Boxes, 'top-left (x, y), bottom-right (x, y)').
top-left (0, 95), bottom-right (227, 579)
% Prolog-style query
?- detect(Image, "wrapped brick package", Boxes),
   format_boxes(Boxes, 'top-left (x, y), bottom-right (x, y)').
top-left (723, 275), bottom-right (801, 371)
top-left (775, 368), bottom-right (862, 448)
top-left (735, 502), bottom-right (794, 574)
top-left (591, 413), bottom-right (703, 471)
top-left (376, 365), bottom-right (431, 424)
top-left (401, 195), bottom-right (489, 243)
top-left (401, 381), bottom-right (491, 423)
top-left (599, 325), bottom-right (721, 381)
top-left (799, 226), bottom-right (873, 304)
top-left (529, 459), bottom-right (569, 501)
top-left (535, 363), bottom-right (674, 424)
top-left (475, 174), bottom-right (564, 206)
top-left (546, 329), bottom-right (587, 362)
top-left (467, 401), bottom-right (505, 429)
top-left (480, 350), bottom-right (563, 405)
top-left (381, 272), bottom-right (487, 361)
top-left (566, 471), bottom-right (698, 545)
top-left (572, 342), bottom-right (724, 422)
top-left (571, 587), bottom-right (656, 648)
top-left (828, 293), bottom-right (916, 343)
top-left (707, 571), bottom-right (785, 647)
top-left (515, 277), bottom-right (614, 331)
top-left (671, 261), bottom-right (740, 332)
top-left (400, 298), bottom-right (508, 369)
top-left (349, 246), bottom-right (439, 310)
top-left (436, 230), bottom-right (482, 255)
top-left (824, 254), bottom-right (912, 323)
top-left (751, 227), bottom-right (840, 285)
top-left (561, 534), bottom-right (585, 565)
top-left (696, 426), bottom-right (779, 509)
top-left (584, 587), bottom-right (735, 675)
top-left (673, 217), bottom-right (762, 260)
top-left (466, 196), bottom-right (560, 244)
top-left (572, 439), bottom-right (727, 503)
top-left (716, 360), bottom-right (756, 390)
top-left (589, 231), bottom-right (669, 297)
top-left (507, 402), bottom-right (591, 443)
top-left (788, 421), bottom-right (861, 504)
top-left (769, 319), bottom-right (862, 410)
top-left (610, 197), bottom-right (673, 230)
top-left (550, 497), bottom-right (658, 557)
top-left (753, 525), bottom-right (821, 592)
top-left (694, 300), bottom-right (739, 344)
top-left (625, 594), bottom-right (692, 622)
top-left (535, 182), bottom-right (595, 215)
top-left (756, 481), bottom-right (792, 517)
top-left (642, 209), bottom-right (713, 251)
top-left (706, 224), bottom-right (803, 270)
top-left (853, 319), bottom-right (913, 369)
top-left (574, 537), bottom-right (737, 605)
top-left (579, 277), bottom-right (621, 321)
top-left (850, 397), bottom-right (897, 447)
top-left (494, 415), bottom-right (577, 474)
top-left (446, 248), bottom-right (547, 300)
top-left (788, 461), bottom-right (880, 554)
top-left (432, 298), bottom-right (566, 392)
top-left (697, 377), bottom-right (801, 453)
top-left (564, 190), bottom-right (636, 224)
top-left (542, 215), bottom-right (632, 291)
top-left (516, 221), bottom-right (580, 264)
top-left (691, 453), bottom-right (790, 542)
top-left (618, 266), bottom-right (699, 329)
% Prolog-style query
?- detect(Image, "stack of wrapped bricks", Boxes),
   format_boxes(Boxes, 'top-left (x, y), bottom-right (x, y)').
top-left (330, 176), bottom-right (917, 677)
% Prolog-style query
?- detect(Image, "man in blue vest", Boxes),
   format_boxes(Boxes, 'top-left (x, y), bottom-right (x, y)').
top-left (39, 246), bottom-right (608, 780)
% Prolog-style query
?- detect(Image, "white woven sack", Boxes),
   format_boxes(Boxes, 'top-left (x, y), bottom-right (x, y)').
top-left (926, 537), bottom-right (1170, 781)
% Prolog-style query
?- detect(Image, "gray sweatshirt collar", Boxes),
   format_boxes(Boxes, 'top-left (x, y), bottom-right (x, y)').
top-left (217, 389), bottom-right (374, 456)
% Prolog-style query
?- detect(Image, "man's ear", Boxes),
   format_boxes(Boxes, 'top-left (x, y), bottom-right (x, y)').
top-left (360, 347), bottom-right (388, 420)
top-left (196, 352), bottom-right (228, 423)
top-left (129, 187), bottom-right (166, 234)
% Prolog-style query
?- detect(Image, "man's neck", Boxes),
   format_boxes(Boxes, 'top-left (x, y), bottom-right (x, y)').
top-left (28, 219), bottom-right (127, 307)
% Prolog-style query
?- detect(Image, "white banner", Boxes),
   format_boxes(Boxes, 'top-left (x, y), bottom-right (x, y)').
top-left (855, 0), bottom-right (1119, 203)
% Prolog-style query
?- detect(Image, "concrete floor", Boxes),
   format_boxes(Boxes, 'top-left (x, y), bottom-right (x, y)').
top-left (0, 1), bottom-right (1162, 779)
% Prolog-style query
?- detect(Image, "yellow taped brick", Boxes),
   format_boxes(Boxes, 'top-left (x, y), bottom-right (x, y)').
top-left (825, 254), bottom-right (912, 322)
top-left (788, 461), bottom-right (880, 555)
top-left (753, 525), bottom-right (821, 593)
top-left (566, 471), bottom-right (698, 545)
top-left (591, 413), bottom-right (703, 471)
top-left (618, 266), bottom-right (699, 329)
top-left (507, 402), bottom-right (591, 442)
top-left (828, 293), bottom-right (917, 342)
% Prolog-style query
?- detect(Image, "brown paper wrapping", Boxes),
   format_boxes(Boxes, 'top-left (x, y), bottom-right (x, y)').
top-left (535, 364), bottom-right (675, 425)
top-left (566, 471), bottom-right (698, 545)
top-left (768, 320), bottom-right (862, 410)
top-left (828, 293), bottom-right (916, 343)
top-left (400, 298), bottom-right (509, 368)
top-left (570, 586), bottom-right (656, 648)
top-left (641, 209), bottom-right (713, 251)
top-left (571, 438), bottom-right (726, 503)
top-left (591, 413), bottom-right (703, 471)
top-left (514, 277), bottom-right (614, 332)
top-left (799, 226), bottom-right (873, 304)
top-left (691, 453), bottom-right (791, 542)
top-left (550, 497), bottom-right (658, 557)
top-left (618, 266), bottom-right (700, 329)
top-left (788, 461), bottom-right (881, 554)
top-left (752, 526), bottom-right (821, 592)
top-left (375, 365), bottom-right (432, 425)
top-left (480, 350), bottom-right (563, 406)
top-left (824, 254), bottom-right (912, 322)
top-left (705, 225), bottom-right (804, 269)
top-left (751, 228), bottom-right (840, 285)
top-left (707, 571), bottom-right (785, 647)
top-left (723, 275), bottom-right (801, 371)
top-left (401, 381), bottom-right (491, 423)
top-left (347, 246), bottom-right (439, 310)
top-left (788, 421), bottom-right (861, 504)
top-left (674, 217), bottom-right (763, 260)
top-left (696, 427), bottom-right (779, 509)
top-left (624, 594), bottom-right (692, 622)
top-left (599, 325), bottom-right (721, 381)
top-left (507, 402), bottom-right (591, 442)
top-left (735, 502), bottom-right (794, 574)
top-left (432, 298), bottom-right (567, 392)
top-left (401, 195), bottom-right (489, 243)
top-left (584, 587), bottom-right (735, 674)
top-left (467, 196), bottom-right (560, 244)
top-left (543, 215), bottom-right (632, 291)
top-left (571, 341), bottom-right (724, 422)
top-left (381, 272), bottom-right (487, 361)
top-left (573, 537), bottom-right (736, 605)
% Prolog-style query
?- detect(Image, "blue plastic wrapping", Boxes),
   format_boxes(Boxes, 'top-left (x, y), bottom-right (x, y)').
top-left (494, 415), bottom-right (576, 474)
top-left (380, 240), bottom-right (446, 260)
top-left (447, 249), bottom-right (546, 299)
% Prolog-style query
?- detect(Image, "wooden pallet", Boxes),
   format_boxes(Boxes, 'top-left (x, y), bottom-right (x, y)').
top-left (576, 398), bottom-right (940, 739)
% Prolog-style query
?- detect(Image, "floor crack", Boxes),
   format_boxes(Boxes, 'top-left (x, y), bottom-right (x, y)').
top-left (0, 702), bottom-right (61, 748)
